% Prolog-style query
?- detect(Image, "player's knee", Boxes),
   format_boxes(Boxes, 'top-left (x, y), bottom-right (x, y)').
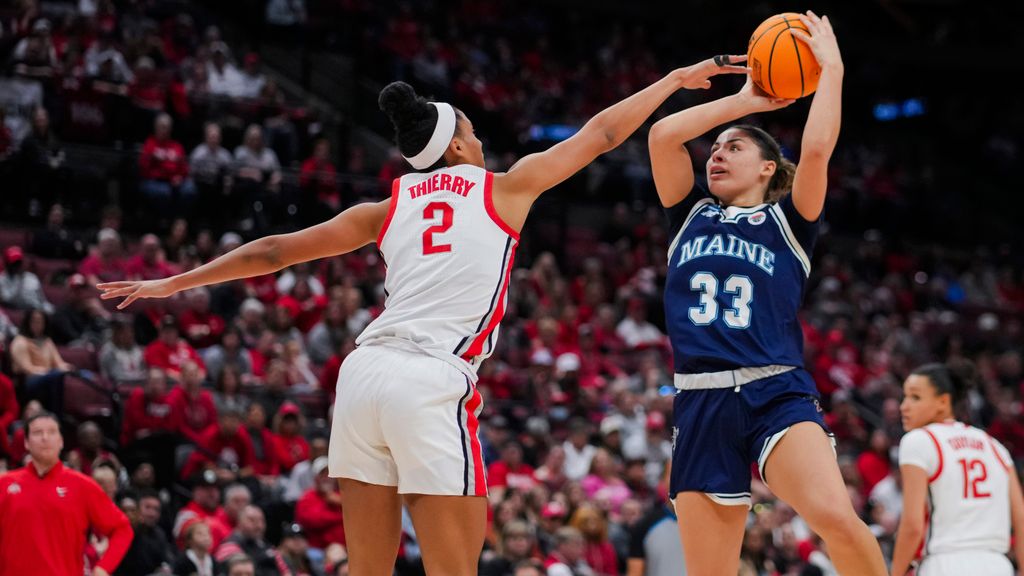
top-left (803, 504), bottom-right (863, 540)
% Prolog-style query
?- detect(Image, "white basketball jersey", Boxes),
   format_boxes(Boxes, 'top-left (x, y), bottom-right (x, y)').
top-left (898, 421), bottom-right (1013, 557)
top-left (357, 164), bottom-right (519, 377)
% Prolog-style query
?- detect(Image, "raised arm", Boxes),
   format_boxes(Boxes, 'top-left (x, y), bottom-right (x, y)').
top-left (98, 200), bottom-right (390, 309)
top-left (789, 11), bottom-right (843, 221)
top-left (494, 56), bottom-right (749, 206)
top-left (648, 75), bottom-right (793, 207)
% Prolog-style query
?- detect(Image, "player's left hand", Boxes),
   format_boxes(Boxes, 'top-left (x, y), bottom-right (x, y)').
top-left (789, 11), bottom-right (843, 70)
top-left (676, 54), bottom-right (750, 90)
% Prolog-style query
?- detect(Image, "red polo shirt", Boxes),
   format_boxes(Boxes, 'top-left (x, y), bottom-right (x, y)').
top-left (0, 461), bottom-right (133, 576)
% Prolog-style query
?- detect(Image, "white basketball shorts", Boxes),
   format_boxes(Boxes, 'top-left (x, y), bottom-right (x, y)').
top-left (328, 344), bottom-right (487, 496)
top-left (918, 551), bottom-right (1013, 576)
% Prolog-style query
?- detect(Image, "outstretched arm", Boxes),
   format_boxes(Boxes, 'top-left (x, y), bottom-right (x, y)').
top-left (649, 75), bottom-right (793, 207)
top-left (789, 11), bottom-right (843, 221)
top-left (98, 200), bottom-right (390, 308)
top-left (496, 55), bottom-right (749, 203)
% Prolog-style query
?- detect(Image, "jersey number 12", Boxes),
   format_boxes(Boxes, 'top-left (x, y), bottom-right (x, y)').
top-left (689, 272), bottom-right (753, 329)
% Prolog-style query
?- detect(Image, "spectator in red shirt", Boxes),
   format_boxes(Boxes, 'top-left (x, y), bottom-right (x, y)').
top-left (138, 113), bottom-right (196, 217)
top-left (173, 470), bottom-right (231, 549)
top-left (121, 367), bottom-right (178, 445)
top-left (145, 315), bottom-right (205, 377)
top-left (181, 408), bottom-right (255, 481)
top-left (0, 412), bottom-right (133, 576)
top-left (180, 287), bottom-right (226, 350)
top-left (169, 360), bottom-right (218, 444)
top-left (272, 402), bottom-right (309, 473)
top-left (0, 373), bottom-right (18, 463)
top-left (487, 441), bottom-right (538, 499)
top-left (294, 457), bottom-right (346, 550)
top-left (300, 137), bottom-right (340, 215)
top-left (125, 234), bottom-right (179, 281)
top-left (79, 227), bottom-right (128, 284)
top-left (243, 403), bottom-right (280, 478)
top-left (856, 429), bottom-right (892, 497)
top-left (987, 396), bottom-right (1024, 459)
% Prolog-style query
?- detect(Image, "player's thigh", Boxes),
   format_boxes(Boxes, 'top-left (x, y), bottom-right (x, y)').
top-left (404, 493), bottom-right (488, 576)
top-left (761, 421), bottom-right (856, 530)
top-left (673, 492), bottom-right (746, 576)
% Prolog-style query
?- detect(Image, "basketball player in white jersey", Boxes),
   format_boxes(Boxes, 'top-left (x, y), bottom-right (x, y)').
top-left (892, 362), bottom-right (1024, 576)
top-left (97, 56), bottom-right (750, 575)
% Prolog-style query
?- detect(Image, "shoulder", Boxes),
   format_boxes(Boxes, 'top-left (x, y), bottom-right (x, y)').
top-left (898, 427), bottom-right (935, 452)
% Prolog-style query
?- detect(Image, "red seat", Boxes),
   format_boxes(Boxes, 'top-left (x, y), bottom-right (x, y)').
top-left (58, 345), bottom-right (99, 372)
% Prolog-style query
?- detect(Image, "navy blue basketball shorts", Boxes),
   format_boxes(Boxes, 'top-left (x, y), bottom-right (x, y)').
top-left (669, 369), bottom-right (834, 507)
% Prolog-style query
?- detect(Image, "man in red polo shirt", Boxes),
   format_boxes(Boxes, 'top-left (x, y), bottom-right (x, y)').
top-left (0, 412), bottom-right (133, 576)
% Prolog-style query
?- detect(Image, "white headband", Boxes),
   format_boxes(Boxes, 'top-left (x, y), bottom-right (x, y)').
top-left (403, 102), bottom-right (457, 170)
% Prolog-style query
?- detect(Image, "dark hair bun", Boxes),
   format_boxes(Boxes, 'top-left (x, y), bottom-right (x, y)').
top-left (946, 359), bottom-right (978, 400)
top-left (379, 81), bottom-right (425, 128)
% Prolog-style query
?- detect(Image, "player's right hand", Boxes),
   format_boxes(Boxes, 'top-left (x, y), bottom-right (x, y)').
top-left (96, 278), bottom-right (178, 309)
top-left (736, 76), bottom-right (795, 113)
top-left (676, 54), bottom-right (750, 90)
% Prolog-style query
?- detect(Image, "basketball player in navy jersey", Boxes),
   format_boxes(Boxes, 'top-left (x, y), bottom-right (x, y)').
top-left (98, 56), bottom-right (749, 575)
top-left (648, 12), bottom-right (887, 575)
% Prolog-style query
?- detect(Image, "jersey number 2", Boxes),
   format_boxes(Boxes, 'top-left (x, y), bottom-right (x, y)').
top-left (689, 272), bottom-right (753, 329)
top-left (422, 201), bottom-right (454, 255)
top-left (958, 458), bottom-right (991, 499)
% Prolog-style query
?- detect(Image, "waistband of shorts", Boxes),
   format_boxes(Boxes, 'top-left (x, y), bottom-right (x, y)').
top-left (359, 337), bottom-right (479, 382)
top-left (674, 365), bottom-right (796, 390)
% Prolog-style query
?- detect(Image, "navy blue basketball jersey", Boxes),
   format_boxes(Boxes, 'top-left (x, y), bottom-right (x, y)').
top-left (664, 184), bottom-right (820, 374)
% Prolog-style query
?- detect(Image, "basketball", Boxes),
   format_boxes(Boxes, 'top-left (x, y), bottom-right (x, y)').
top-left (747, 13), bottom-right (821, 99)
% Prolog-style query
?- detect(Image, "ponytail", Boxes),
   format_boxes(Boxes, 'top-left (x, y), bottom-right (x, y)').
top-left (911, 360), bottom-right (977, 406)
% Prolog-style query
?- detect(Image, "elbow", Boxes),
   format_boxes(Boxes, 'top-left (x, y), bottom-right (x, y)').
top-left (257, 236), bottom-right (287, 270)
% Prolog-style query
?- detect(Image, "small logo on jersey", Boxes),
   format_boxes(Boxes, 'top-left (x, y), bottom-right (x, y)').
top-left (700, 206), bottom-right (721, 219)
top-left (810, 397), bottom-right (823, 413)
top-left (748, 212), bottom-right (766, 225)
top-left (7, 483), bottom-right (20, 494)
top-left (56, 486), bottom-right (67, 498)
top-left (671, 426), bottom-right (679, 452)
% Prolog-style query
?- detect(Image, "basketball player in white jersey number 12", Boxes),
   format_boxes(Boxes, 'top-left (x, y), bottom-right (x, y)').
top-left (892, 362), bottom-right (1024, 576)
top-left (96, 56), bottom-right (750, 575)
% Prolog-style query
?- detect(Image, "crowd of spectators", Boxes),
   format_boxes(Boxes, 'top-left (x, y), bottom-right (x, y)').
top-left (2, 1), bottom-right (1024, 576)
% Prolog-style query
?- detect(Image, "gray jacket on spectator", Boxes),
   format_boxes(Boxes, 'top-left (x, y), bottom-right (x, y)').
top-left (189, 144), bottom-right (233, 185)
top-left (0, 270), bottom-right (53, 313)
top-left (99, 340), bottom-right (146, 385)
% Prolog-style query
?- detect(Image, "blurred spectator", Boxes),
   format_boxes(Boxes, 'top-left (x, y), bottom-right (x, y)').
top-left (126, 233), bottom-right (178, 281)
top-left (181, 407), bottom-right (254, 482)
top-left (79, 227), bottom-right (128, 284)
top-left (116, 490), bottom-right (174, 576)
top-left (181, 287), bottom-right (226, 350)
top-left (11, 19), bottom-right (59, 80)
top-left (170, 359), bottom-right (218, 445)
top-left (569, 504), bottom-right (618, 576)
top-left (84, 30), bottom-right (133, 83)
top-left (190, 122), bottom-right (235, 223)
top-left (121, 367), bottom-right (177, 445)
top-left (282, 435), bottom-right (328, 503)
top-left (173, 518), bottom-right (218, 576)
top-left (31, 203), bottom-right (83, 259)
top-left (129, 56), bottom-right (166, 112)
top-left (145, 315), bottom-right (205, 377)
top-left (0, 373), bottom-right (19, 464)
top-left (254, 359), bottom-right (291, 418)
top-left (300, 137), bottom-right (340, 215)
top-left (100, 315), bottom-right (146, 386)
top-left (277, 522), bottom-right (315, 575)
top-left (4, 400), bottom-right (44, 467)
top-left (225, 555), bottom-right (258, 576)
top-left (0, 245), bottom-right (53, 312)
top-left (479, 520), bottom-right (537, 576)
top-left (207, 41), bottom-right (245, 98)
top-left (488, 441), bottom-right (538, 499)
top-left (581, 449), bottom-right (632, 514)
top-left (856, 429), bottom-right (892, 497)
top-left (626, 496), bottom-right (683, 576)
top-left (233, 124), bottom-right (282, 226)
top-left (205, 327), bottom-right (255, 385)
top-left (563, 419), bottom-right (597, 482)
top-left (987, 394), bottom-right (1024, 459)
top-left (545, 526), bottom-right (594, 576)
top-left (212, 364), bottom-right (251, 416)
top-left (243, 403), bottom-right (280, 478)
top-left (9, 308), bottom-right (72, 417)
top-left (139, 113), bottom-right (196, 218)
top-left (266, 0), bottom-right (308, 29)
top-left (93, 465), bottom-right (119, 500)
top-left (615, 299), bottom-right (664, 350)
top-left (213, 505), bottom-right (280, 576)
top-left (51, 272), bottom-right (109, 345)
top-left (294, 456), bottom-right (346, 551)
top-left (173, 470), bottom-right (231, 548)
top-left (67, 420), bottom-right (118, 477)
top-left (271, 402), bottom-right (309, 473)
top-left (239, 53), bottom-right (267, 99)
top-left (222, 484), bottom-right (254, 532)
top-left (306, 299), bottom-right (348, 365)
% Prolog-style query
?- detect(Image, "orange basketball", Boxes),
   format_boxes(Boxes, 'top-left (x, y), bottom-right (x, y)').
top-left (747, 13), bottom-right (821, 99)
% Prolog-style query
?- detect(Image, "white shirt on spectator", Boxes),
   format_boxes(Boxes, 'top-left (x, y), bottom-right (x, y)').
top-left (207, 62), bottom-right (246, 97)
top-left (84, 46), bottom-right (134, 82)
top-left (0, 270), bottom-right (53, 313)
top-left (562, 441), bottom-right (596, 481)
top-left (238, 72), bottom-right (266, 99)
top-left (615, 317), bottom-right (665, 349)
top-left (99, 341), bottom-right (146, 384)
top-left (234, 145), bottom-right (280, 174)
